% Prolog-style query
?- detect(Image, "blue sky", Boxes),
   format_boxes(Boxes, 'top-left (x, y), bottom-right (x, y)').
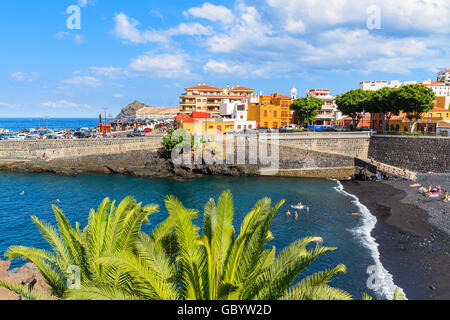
top-left (0, 0), bottom-right (449, 118)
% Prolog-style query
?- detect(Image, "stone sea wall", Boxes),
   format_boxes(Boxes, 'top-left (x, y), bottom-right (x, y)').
top-left (368, 136), bottom-right (450, 173)
top-left (0, 138), bottom-right (161, 160)
top-left (0, 134), bottom-right (365, 179)
top-left (3, 133), bottom-right (447, 178)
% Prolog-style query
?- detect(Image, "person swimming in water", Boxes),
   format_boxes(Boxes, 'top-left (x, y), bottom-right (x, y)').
top-left (286, 210), bottom-right (291, 216)
top-left (297, 202), bottom-right (302, 208)
top-left (295, 212), bottom-right (299, 220)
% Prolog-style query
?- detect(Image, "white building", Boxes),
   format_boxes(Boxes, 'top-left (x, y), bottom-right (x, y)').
top-left (361, 77), bottom-right (450, 98)
top-left (438, 69), bottom-right (450, 85)
top-left (291, 87), bottom-right (298, 100)
top-left (420, 80), bottom-right (450, 97)
top-left (359, 80), bottom-right (418, 91)
top-left (219, 99), bottom-right (257, 131)
top-left (306, 89), bottom-right (342, 126)
top-left (437, 121), bottom-right (450, 136)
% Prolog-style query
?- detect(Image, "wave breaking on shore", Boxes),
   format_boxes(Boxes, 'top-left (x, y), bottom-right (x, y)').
top-left (334, 180), bottom-right (407, 300)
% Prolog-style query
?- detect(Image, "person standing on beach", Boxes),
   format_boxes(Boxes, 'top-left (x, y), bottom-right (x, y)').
top-left (444, 191), bottom-right (449, 203)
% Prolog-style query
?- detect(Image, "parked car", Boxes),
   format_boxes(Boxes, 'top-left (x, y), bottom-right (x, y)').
top-left (73, 131), bottom-right (91, 139)
top-left (280, 124), bottom-right (298, 133)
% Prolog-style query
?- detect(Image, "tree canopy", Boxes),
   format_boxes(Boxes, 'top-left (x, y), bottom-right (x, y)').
top-left (396, 85), bottom-right (435, 133)
top-left (335, 89), bottom-right (371, 129)
top-left (290, 97), bottom-right (324, 125)
top-left (365, 87), bottom-right (402, 132)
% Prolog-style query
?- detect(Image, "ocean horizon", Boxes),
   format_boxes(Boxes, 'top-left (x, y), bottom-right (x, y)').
top-left (0, 118), bottom-right (103, 132)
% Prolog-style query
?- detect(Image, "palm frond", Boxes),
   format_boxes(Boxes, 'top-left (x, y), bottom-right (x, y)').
top-left (0, 280), bottom-right (56, 300)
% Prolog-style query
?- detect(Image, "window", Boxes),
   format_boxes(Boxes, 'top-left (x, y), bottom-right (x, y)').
top-left (264, 110), bottom-right (268, 117)
top-left (274, 111), bottom-right (277, 117)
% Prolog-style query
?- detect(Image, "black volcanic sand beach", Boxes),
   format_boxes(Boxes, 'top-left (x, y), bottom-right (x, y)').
top-left (343, 175), bottom-right (450, 300)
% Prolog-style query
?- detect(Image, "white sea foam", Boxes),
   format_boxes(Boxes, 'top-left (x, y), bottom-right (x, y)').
top-left (333, 180), bottom-right (407, 300)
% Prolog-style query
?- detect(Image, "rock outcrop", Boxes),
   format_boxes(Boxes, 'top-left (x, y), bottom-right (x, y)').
top-left (115, 101), bottom-right (150, 121)
top-left (0, 260), bottom-right (50, 300)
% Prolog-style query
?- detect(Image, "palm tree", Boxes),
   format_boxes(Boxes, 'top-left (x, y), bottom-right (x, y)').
top-left (1, 197), bottom-right (159, 300)
top-left (1, 191), bottom-right (351, 300)
top-left (67, 191), bottom-right (351, 300)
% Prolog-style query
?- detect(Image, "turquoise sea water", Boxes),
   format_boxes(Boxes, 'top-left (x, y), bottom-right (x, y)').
top-left (0, 172), bottom-right (397, 299)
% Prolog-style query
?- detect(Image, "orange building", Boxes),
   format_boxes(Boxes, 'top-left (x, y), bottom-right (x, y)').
top-left (97, 123), bottom-right (111, 134)
top-left (336, 115), bottom-right (371, 129)
top-left (248, 93), bottom-right (291, 129)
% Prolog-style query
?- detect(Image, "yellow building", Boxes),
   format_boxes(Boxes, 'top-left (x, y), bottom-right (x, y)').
top-left (387, 107), bottom-right (450, 132)
top-left (181, 118), bottom-right (235, 135)
top-left (248, 93), bottom-right (292, 128)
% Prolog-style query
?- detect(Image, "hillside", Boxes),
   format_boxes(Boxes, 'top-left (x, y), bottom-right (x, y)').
top-left (115, 101), bottom-right (149, 121)
top-left (115, 101), bottom-right (180, 121)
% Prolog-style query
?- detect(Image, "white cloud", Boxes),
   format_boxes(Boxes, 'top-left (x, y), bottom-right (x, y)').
top-left (183, 2), bottom-right (235, 24)
top-left (113, 13), bottom-right (213, 45)
top-left (41, 100), bottom-right (91, 109)
top-left (78, 0), bottom-right (89, 7)
top-left (206, 5), bottom-right (272, 53)
top-left (10, 72), bottom-right (40, 82)
top-left (182, 1), bottom-right (450, 76)
top-left (167, 23), bottom-right (213, 36)
top-left (129, 52), bottom-right (191, 78)
top-left (266, 0), bottom-right (450, 34)
top-left (55, 32), bottom-right (84, 44)
top-left (113, 13), bottom-right (169, 44)
top-left (112, 93), bottom-right (123, 98)
top-left (0, 102), bottom-right (19, 108)
top-left (89, 66), bottom-right (125, 78)
top-left (203, 60), bottom-right (243, 75)
top-left (61, 76), bottom-right (101, 88)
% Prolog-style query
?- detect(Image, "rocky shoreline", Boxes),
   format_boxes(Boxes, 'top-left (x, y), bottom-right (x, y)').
top-left (0, 259), bottom-right (49, 300)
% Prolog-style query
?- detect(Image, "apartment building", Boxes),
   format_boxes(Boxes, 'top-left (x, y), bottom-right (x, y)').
top-left (438, 69), bottom-right (450, 85)
top-left (219, 99), bottom-right (257, 131)
top-left (306, 89), bottom-right (342, 126)
top-left (248, 93), bottom-right (291, 129)
top-left (180, 83), bottom-right (256, 114)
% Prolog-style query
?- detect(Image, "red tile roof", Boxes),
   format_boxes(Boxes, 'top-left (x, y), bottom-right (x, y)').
top-left (274, 94), bottom-right (292, 99)
top-left (429, 108), bottom-right (450, 112)
top-left (439, 69), bottom-right (450, 73)
top-left (175, 114), bottom-right (190, 120)
top-left (186, 84), bottom-right (221, 91)
top-left (419, 82), bottom-right (447, 86)
top-left (438, 121), bottom-right (450, 128)
top-left (192, 111), bottom-right (211, 119)
top-left (230, 86), bottom-right (255, 92)
top-left (183, 117), bottom-right (197, 124)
